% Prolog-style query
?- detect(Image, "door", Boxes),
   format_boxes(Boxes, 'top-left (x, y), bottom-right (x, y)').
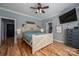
top-left (0, 18), bottom-right (16, 46)
top-left (7, 24), bottom-right (14, 38)
top-left (46, 22), bottom-right (53, 33)
top-left (48, 23), bottom-right (52, 33)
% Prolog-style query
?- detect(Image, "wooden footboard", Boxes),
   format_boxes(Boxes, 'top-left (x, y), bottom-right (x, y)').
top-left (32, 33), bottom-right (53, 54)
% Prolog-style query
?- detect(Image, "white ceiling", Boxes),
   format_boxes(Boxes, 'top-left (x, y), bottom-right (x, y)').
top-left (0, 3), bottom-right (78, 20)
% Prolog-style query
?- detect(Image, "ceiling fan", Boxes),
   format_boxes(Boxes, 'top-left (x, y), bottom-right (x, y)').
top-left (30, 3), bottom-right (49, 13)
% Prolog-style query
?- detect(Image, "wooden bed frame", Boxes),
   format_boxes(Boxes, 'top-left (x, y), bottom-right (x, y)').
top-left (23, 33), bottom-right (53, 54)
top-left (22, 23), bottom-right (53, 54)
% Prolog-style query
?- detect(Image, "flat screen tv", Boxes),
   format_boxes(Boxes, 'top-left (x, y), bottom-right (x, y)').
top-left (59, 8), bottom-right (77, 24)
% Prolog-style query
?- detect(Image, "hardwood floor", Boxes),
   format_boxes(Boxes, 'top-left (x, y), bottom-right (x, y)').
top-left (0, 38), bottom-right (79, 56)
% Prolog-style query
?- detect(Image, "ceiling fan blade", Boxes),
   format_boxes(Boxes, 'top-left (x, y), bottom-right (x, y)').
top-left (30, 7), bottom-right (38, 9)
top-left (41, 10), bottom-right (45, 13)
top-left (41, 6), bottom-right (49, 9)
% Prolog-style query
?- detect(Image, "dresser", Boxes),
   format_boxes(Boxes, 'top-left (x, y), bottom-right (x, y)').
top-left (65, 28), bottom-right (79, 48)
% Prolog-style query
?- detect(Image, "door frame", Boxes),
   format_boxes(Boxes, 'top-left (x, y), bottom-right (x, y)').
top-left (46, 21), bottom-right (53, 33)
top-left (0, 16), bottom-right (16, 46)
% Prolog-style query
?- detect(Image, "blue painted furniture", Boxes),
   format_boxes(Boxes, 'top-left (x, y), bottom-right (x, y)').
top-left (65, 28), bottom-right (79, 48)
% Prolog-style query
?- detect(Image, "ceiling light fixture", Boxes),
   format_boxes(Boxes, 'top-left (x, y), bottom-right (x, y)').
top-left (30, 3), bottom-right (49, 14)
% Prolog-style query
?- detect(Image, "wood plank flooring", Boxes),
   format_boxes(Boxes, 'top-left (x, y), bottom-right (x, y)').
top-left (0, 38), bottom-right (79, 56)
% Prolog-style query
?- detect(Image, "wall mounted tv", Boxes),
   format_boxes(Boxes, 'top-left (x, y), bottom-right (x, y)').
top-left (59, 8), bottom-right (77, 24)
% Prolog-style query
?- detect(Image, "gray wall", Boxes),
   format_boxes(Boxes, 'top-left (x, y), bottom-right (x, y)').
top-left (41, 6), bottom-right (79, 42)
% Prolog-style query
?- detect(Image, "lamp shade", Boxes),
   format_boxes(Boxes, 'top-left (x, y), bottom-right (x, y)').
top-left (17, 28), bottom-right (21, 34)
top-left (40, 28), bottom-right (44, 32)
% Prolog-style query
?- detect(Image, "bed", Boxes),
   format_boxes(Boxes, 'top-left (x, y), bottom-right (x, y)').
top-left (22, 23), bottom-right (53, 54)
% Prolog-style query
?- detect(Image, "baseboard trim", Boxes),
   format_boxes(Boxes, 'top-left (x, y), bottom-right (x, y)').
top-left (54, 39), bottom-right (65, 43)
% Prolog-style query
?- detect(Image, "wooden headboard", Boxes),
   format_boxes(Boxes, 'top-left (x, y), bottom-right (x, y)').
top-left (22, 23), bottom-right (40, 32)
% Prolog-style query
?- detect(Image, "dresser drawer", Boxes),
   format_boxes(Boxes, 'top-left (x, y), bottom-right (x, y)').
top-left (72, 33), bottom-right (79, 36)
top-left (72, 43), bottom-right (79, 48)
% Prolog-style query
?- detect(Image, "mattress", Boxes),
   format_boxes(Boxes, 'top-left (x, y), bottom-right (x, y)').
top-left (22, 31), bottom-right (45, 44)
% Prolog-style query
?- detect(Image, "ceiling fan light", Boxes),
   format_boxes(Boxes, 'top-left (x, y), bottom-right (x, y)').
top-left (36, 9), bottom-right (39, 13)
top-left (31, 3), bottom-right (49, 14)
top-left (39, 9), bottom-right (42, 13)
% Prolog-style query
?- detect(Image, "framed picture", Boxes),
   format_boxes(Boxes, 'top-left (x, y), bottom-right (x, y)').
top-left (56, 25), bottom-right (62, 33)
